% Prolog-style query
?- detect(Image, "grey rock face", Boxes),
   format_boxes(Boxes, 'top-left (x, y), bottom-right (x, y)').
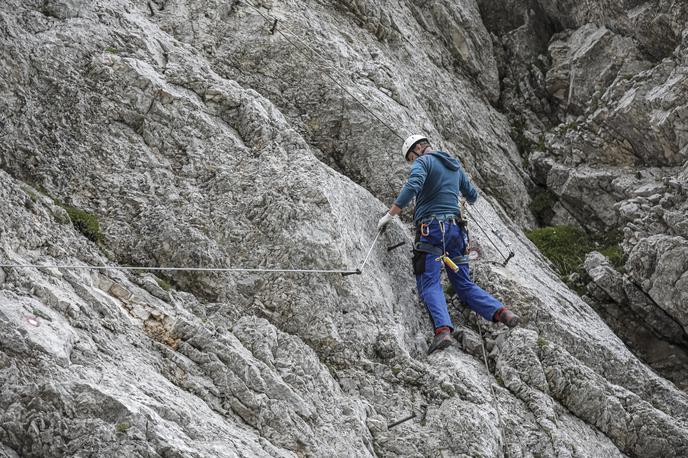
top-left (626, 235), bottom-right (688, 331)
top-left (585, 252), bottom-right (686, 344)
top-left (497, 328), bottom-right (687, 457)
top-left (546, 24), bottom-right (650, 117)
top-left (141, 0), bottom-right (533, 226)
top-left (1, 1), bottom-right (688, 457)
top-left (482, 0), bottom-right (688, 393)
top-left (584, 251), bottom-right (688, 390)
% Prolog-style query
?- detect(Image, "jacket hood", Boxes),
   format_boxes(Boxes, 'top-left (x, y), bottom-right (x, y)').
top-left (428, 151), bottom-right (460, 171)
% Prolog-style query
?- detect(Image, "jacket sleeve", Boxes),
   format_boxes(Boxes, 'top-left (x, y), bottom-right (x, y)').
top-left (394, 157), bottom-right (430, 208)
top-left (458, 167), bottom-right (479, 204)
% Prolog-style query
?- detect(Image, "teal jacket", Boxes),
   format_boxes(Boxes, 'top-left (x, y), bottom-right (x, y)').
top-left (394, 151), bottom-right (478, 224)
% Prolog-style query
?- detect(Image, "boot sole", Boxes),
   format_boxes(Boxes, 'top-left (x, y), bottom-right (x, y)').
top-left (506, 316), bottom-right (520, 328)
top-left (427, 337), bottom-right (454, 355)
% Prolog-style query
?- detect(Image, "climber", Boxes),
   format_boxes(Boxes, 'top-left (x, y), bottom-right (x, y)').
top-left (378, 135), bottom-right (520, 355)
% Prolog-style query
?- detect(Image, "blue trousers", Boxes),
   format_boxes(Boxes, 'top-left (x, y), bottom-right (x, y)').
top-left (414, 219), bottom-right (503, 330)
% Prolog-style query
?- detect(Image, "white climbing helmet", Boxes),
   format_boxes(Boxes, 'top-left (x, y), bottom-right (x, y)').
top-left (401, 134), bottom-right (428, 161)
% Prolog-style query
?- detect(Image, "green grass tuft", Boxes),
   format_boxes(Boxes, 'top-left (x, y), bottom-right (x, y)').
top-left (525, 225), bottom-right (593, 277)
top-left (537, 336), bottom-right (547, 348)
top-left (115, 422), bottom-right (130, 433)
top-left (61, 204), bottom-right (104, 244)
top-left (525, 225), bottom-right (626, 294)
top-left (566, 121), bottom-right (578, 130)
top-left (510, 117), bottom-right (533, 157)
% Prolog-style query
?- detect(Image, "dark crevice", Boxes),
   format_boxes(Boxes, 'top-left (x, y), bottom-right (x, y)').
top-left (584, 291), bottom-right (688, 391)
top-left (627, 279), bottom-right (688, 345)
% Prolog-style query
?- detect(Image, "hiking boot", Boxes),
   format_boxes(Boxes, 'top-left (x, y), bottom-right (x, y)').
top-left (494, 307), bottom-right (520, 328)
top-left (428, 326), bottom-right (455, 355)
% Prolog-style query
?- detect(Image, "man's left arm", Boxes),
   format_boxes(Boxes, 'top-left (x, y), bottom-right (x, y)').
top-left (378, 159), bottom-right (429, 230)
top-left (459, 167), bottom-right (479, 204)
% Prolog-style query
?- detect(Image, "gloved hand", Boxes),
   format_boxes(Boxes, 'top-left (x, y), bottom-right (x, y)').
top-left (377, 212), bottom-right (394, 232)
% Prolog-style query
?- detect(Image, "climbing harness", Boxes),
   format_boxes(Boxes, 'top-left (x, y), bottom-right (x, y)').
top-left (413, 241), bottom-right (441, 256)
top-left (414, 216), bottom-right (476, 273)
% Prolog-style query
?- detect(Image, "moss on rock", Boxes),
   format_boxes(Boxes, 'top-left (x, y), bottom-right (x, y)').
top-left (61, 204), bottom-right (104, 244)
top-left (526, 225), bottom-right (626, 294)
top-left (525, 225), bottom-right (593, 277)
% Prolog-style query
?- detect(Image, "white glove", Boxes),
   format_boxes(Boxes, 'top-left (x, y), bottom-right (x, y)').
top-left (377, 212), bottom-right (393, 232)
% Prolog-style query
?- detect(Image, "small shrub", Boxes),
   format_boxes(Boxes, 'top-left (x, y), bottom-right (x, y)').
top-left (526, 225), bottom-right (626, 294)
top-left (590, 99), bottom-right (599, 112)
top-left (104, 47), bottom-right (119, 54)
top-left (537, 336), bottom-right (547, 348)
top-left (561, 121), bottom-right (578, 133)
top-left (61, 204), bottom-right (104, 244)
top-left (115, 422), bottom-right (130, 433)
top-left (525, 225), bottom-right (593, 277)
top-left (525, 225), bottom-right (594, 293)
top-left (596, 229), bottom-right (625, 269)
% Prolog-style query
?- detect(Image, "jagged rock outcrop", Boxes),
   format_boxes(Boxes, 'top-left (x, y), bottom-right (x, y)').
top-left (1, 1), bottom-right (688, 457)
top-left (479, 0), bottom-right (688, 392)
top-left (578, 168), bottom-right (688, 387)
top-left (584, 251), bottom-right (688, 390)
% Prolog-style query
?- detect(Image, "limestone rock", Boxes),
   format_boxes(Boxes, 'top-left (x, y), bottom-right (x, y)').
top-left (1, 1), bottom-right (688, 457)
top-left (546, 24), bottom-right (650, 116)
top-left (626, 235), bottom-right (688, 333)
